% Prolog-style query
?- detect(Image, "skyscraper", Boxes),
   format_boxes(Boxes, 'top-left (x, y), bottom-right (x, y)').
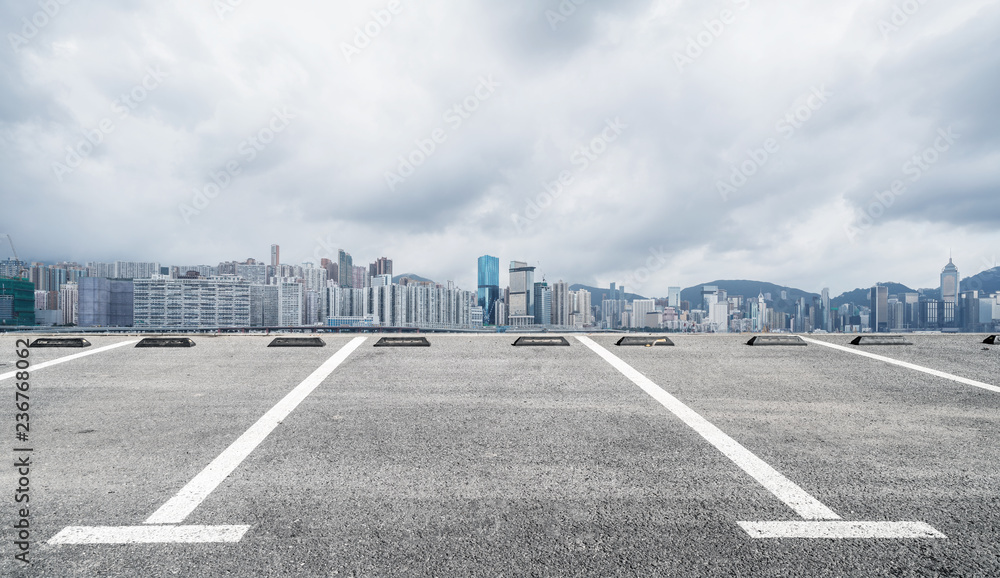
top-left (870, 285), bottom-right (889, 332)
top-left (668, 287), bottom-right (681, 309)
top-left (508, 261), bottom-right (535, 322)
top-left (338, 250), bottom-right (354, 288)
top-left (550, 281), bottom-right (570, 326)
top-left (821, 288), bottom-right (830, 331)
top-left (369, 257), bottom-right (393, 279)
top-left (533, 282), bottom-right (551, 326)
top-left (941, 257), bottom-right (960, 307)
top-left (270, 244), bottom-right (280, 268)
top-left (477, 255), bottom-right (500, 325)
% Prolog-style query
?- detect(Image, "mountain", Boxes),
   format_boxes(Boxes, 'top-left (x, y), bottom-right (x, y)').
top-left (680, 280), bottom-right (817, 315)
top-left (830, 282), bottom-right (917, 309)
top-left (392, 273), bottom-right (436, 284)
top-left (570, 284), bottom-right (647, 302)
top-left (961, 266), bottom-right (1000, 295)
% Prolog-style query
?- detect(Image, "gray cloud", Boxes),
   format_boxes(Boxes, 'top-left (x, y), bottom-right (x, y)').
top-left (1, 0), bottom-right (998, 295)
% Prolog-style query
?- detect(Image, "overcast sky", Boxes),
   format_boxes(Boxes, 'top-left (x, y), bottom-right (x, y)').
top-left (2, 0), bottom-right (998, 296)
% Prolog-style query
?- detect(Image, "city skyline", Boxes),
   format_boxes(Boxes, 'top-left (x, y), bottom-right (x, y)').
top-left (3, 244), bottom-right (998, 300)
top-left (2, 2), bottom-right (998, 299)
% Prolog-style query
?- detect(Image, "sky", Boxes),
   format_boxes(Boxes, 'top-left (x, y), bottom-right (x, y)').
top-left (2, 0), bottom-right (999, 297)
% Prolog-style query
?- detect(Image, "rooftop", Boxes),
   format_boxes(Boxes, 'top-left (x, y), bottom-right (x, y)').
top-left (2, 333), bottom-right (998, 576)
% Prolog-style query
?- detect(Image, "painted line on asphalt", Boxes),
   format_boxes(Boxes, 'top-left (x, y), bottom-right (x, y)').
top-left (48, 336), bottom-right (367, 545)
top-left (801, 337), bottom-right (1000, 394)
top-left (144, 336), bottom-right (367, 525)
top-left (576, 336), bottom-right (840, 521)
top-left (577, 336), bottom-right (947, 540)
top-left (0, 340), bottom-right (139, 381)
top-left (48, 525), bottom-right (251, 545)
top-left (739, 521), bottom-right (946, 539)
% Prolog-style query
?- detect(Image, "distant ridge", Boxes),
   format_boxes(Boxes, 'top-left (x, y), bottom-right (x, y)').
top-left (960, 266), bottom-right (1000, 296)
top-left (392, 273), bottom-right (436, 284)
top-left (830, 282), bottom-right (916, 309)
top-left (681, 280), bottom-right (817, 315)
top-left (569, 284), bottom-right (647, 302)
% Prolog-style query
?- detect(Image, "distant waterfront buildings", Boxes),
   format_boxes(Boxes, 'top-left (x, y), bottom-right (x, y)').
top-left (134, 276), bottom-right (250, 328)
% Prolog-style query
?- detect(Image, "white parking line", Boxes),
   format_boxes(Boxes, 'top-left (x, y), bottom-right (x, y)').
top-left (0, 340), bottom-right (139, 381)
top-left (576, 336), bottom-right (839, 521)
top-left (49, 525), bottom-right (250, 544)
top-left (801, 337), bottom-right (1000, 394)
top-left (145, 336), bottom-right (367, 524)
top-left (577, 336), bottom-right (946, 539)
top-left (48, 336), bottom-right (367, 545)
top-left (739, 521), bottom-right (946, 539)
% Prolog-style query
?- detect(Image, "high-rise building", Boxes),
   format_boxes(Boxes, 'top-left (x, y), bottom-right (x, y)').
top-left (338, 250), bottom-right (354, 288)
top-left (668, 287), bottom-right (681, 309)
top-left (533, 282), bottom-right (551, 326)
top-left (870, 285), bottom-right (889, 332)
top-left (59, 282), bottom-right (79, 325)
top-left (570, 289), bottom-right (592, 326)
top-left (551, 281), bottom-right (571, 326)
top-left (320, 258), bottom-right (335, 282)
top-left (940, 257), bottom-right (960, 327)
top-left (508, 261), bottom-right (535, 321)
top-left (899, 293), bottom-right (918, 329)
top-left (301, 264), bottom-right (328, 293)
top-left (632, 299), bottom-right (656, 328)
top-left (701, 286), bottom-right (719, 311)
top-left (78, 277), bottom-right (134, 327)
top-left (86, 262), bottom-right (116, 279)
top-left (134, 276), bottom-right (250, 328)
top-left (821, 288), bottom-right (830, 331)
top-left (0, 277), bottom-right (35, 326)
top-left (0, 259), bottom-right (26, 279)
top-left (236, 263), bottom-right (267, 285)
top-left (352, 265), bottom-right (368, 289)
top-left (369, 257), bottom-right (393, 279)
top-left (271, 244), bottom-right (280, 268)
top-left (114, 261), bottom-right (159, 280)
top-left (477, 255), bottom-right (501, 325)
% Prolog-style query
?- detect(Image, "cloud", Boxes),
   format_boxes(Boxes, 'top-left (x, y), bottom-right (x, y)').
top-left (1, 0), bottom-right (998, 296)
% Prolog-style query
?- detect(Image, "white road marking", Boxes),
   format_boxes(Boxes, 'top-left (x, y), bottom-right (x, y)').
top-left (576, 336), bottom-right (840, 521)
top-left (144, 336), bottom-right (367, 525)
top-left (0, 340), bottom-right (139, 381)
top-left (48, 525), bottom-right (250, 544)
top-left (739, 521), bottom-right (946, 539)
top-left (801, 337), bottom-right (1000, 394)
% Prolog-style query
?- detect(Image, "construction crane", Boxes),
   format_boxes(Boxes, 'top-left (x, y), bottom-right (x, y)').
top-left (1, 233), bottom-right (28, 279)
